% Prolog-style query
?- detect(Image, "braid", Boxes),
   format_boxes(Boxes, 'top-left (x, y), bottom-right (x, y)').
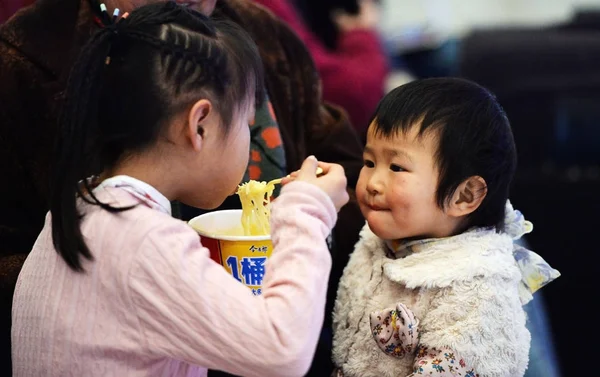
top-left (124, 29), bottom-right (221, 78)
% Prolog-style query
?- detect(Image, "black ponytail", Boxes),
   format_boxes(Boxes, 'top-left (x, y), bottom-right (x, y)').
top-left (50, 2), bottom-right (265, 271)
top-left (51, 27), bottom-right (118, 271)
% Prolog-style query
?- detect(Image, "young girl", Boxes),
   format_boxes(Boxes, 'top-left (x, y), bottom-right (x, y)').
top-left (11, 3), bottom-right (349, 376)
top-left (332, 78), bottom-right (560, 377)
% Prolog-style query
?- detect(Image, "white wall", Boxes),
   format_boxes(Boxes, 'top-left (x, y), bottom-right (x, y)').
top-left (380, 0), bottom-right (600, 41)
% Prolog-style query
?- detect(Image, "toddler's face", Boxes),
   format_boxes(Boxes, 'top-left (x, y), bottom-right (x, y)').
top-left (356, 124), bottom-right (454, 241)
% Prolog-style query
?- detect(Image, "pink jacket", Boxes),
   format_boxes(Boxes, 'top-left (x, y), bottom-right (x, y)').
top-left (12, 181), bottom-right (335, 377)
top-left (253, 0), bottom-right (389, 132)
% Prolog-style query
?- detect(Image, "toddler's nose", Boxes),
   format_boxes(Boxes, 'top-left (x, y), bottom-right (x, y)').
top-left (366, 176), bottom-right (383, 196)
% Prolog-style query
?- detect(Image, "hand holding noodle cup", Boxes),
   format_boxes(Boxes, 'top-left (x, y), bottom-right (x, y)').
top-left (188, 156), bottom-right (343, 295)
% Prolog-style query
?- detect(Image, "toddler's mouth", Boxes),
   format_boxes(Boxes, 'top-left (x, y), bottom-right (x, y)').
top-left (367, 203), bottom-right (387, 211)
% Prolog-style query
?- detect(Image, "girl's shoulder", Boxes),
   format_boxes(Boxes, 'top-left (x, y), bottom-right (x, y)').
top-left (82, 186), bottom-right (193, 243)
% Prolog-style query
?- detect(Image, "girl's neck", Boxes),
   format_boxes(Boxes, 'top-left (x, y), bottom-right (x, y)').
top-left (102, 155), bottom-right (180, 201)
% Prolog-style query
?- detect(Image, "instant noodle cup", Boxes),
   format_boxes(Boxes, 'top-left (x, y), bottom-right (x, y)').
top-left (188, 209), bottom-right (272, 296)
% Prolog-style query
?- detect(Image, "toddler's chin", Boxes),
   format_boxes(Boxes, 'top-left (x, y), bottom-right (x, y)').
top-left (365, 217), bottom-right (397, 241)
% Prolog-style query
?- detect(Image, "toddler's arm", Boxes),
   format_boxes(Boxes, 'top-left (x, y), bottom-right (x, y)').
top-left (127, 181), bottom-right (336, 377)
top-left (369, 304), bottom-right (477, 376)
top-left (408, 346), bottom-right (477, 376)
top-left (408, 281), bottom-right (529, 377)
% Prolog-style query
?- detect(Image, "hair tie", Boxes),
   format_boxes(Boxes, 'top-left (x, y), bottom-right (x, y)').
top-left (99, 4), bottom-right (129, 65)
top-left (112, 8), bottom-right (120, 23)
top-left (98, 3), bottom-right (129, 27)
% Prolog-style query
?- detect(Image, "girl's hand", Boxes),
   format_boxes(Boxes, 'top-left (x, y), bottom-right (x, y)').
top-left (370, 303), bottom-right (420, 358)
top-left (285, 156), bottom-right (349, 212)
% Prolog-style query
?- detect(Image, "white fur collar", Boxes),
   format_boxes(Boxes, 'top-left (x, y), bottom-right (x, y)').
top-left (357, 224), bottom-right (521, 289)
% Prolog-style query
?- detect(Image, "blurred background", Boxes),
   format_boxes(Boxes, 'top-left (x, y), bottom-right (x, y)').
top-left (2, 0), bottom-right (595, 375)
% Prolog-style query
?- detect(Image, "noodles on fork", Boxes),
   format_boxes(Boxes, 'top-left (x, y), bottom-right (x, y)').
top-left (236, 167), bottom-right (322, 236)
top-left (236, 180), bottom-right (275, 236)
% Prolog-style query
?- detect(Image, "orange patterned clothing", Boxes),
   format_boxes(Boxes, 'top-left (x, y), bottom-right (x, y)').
top-left (245, 95), bottom-right (286, 190)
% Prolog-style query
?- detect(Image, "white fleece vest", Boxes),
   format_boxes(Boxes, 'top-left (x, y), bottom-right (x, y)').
top-left (332, 225), bottom-right (531, 377)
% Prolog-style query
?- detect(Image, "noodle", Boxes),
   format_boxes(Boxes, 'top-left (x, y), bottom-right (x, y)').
top-left (236, 180), bottom-right (275, 236)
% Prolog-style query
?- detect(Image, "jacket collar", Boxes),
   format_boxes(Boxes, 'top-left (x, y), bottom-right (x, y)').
top-left (358, 224), bottom-right (520, 289)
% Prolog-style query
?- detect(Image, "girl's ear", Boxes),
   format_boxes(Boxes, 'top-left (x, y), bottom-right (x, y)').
top-left (446, 176), bottom-right (487, 217)
top-left (187, 99), bottom-right (213, 152)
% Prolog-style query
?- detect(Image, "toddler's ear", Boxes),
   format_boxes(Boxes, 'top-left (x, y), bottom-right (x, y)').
top-left (448, 176), bottom-right (487, 217)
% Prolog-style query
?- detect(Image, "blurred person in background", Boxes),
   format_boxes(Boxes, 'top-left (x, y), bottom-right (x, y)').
top-left (0, 0), bottom-right (33, 22)
top-left (253, 0), bottom-right (390, 135)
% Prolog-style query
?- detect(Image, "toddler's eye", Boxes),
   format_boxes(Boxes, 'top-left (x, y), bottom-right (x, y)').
top-left (390, 164), bottom-right (404, 172)
top-left (364, 160), bottom-right (375, 168)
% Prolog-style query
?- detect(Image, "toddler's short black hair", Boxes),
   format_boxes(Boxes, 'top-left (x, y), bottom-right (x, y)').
top-left (371, 78), bottom-right (517, 230)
